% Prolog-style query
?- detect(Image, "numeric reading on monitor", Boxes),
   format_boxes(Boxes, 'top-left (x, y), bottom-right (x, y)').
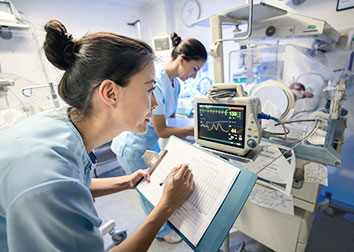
top-left (197, 103), bottom-right (246, 148)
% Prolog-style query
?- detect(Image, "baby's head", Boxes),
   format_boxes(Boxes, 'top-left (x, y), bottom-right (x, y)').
top-left (289, 82), bottom-right (314, 100)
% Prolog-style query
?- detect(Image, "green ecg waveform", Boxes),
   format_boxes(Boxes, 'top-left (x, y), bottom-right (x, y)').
top-left (200, 108), bottom-right (228, 115)
top-left (200, 123), bottom-right (229, 133)
top-left (200, 108), bottom-right (241, 118)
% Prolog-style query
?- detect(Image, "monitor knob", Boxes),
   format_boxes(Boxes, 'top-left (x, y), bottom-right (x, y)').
top-left (247, 139), bottom-right (257, 148)
top-left (265, 26), bottom-right (276, 36)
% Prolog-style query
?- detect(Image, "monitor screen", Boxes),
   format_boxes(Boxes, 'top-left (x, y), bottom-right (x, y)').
top-left (197, 103), bottom-right (246, 149)
top-left (153, 37), bottom-right (170, 51)
top-left (0, 2), bottom-right (13, 15)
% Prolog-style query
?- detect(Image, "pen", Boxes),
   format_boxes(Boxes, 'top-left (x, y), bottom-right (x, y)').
top-left (159, 163), bottom-right (190, 186)
top-left (159, 170), bottom-right (178, 186)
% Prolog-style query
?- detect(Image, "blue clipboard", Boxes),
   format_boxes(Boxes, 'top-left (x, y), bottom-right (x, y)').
top-left (137, 136), bottom-right (257, 251)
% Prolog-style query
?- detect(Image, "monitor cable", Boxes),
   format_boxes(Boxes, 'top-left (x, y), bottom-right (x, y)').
top-left (272, 119), bottom-right (320, 143)
top-left (207, 88), bottom-right (238, 99)
top-left (274, 119), bottom-right (319, 126)
top-left (256, 119), bottom-right (321, 175)
top-left (258, 113), bottom-right (288, 144)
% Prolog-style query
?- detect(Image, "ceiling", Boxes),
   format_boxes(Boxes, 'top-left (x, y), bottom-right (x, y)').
top-left (101, 0), bottom-right (158, 8)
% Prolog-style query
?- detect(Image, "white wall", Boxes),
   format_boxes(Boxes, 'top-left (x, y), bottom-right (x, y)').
top-left (170, 0), bottom-right (246, 46)
top-left (0, 0), bottom-right (150, 111)
top-left (2, 0), bottom-right (149, 76)
top-left (143, 0), bottom-right (168, 40)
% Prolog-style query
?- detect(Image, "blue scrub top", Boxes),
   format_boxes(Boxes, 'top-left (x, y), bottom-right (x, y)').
top-left (0, 109), bottom-right (104, 251)
top-left (152, 66), bottom-right (180, 117)
top-left (111, 66), bottom-right (180, 172)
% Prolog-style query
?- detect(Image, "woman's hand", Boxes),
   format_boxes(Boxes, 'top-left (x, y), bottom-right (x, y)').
top-left (159, 164), bottom-right (194, 210)
top-left (128, 169), bottom-right (151, 189)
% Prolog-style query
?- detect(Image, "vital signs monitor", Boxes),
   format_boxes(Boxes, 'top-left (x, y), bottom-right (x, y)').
top-left (194, 84), bottom-right (262, 156)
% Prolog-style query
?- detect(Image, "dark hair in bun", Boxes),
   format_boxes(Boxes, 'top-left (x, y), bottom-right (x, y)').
top-left (44, 20), bottom-right (77, 71)
top-left (170, 32), bottom-right (207, 62)
top-left (43, 19), bottom-right (155, 117)
top-left (170, 32), bottom-right (182, 47)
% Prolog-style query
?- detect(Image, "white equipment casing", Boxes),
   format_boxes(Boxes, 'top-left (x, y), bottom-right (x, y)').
top-left (0, 0), bottom-right (29, 29)
top-left (194, 84), bottom-right (262, 156)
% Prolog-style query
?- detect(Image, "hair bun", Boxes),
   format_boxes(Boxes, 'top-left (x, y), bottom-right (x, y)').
top-left (170, 32), bottom-right (182, 47)
top-left (44, 20), bottom-right (77, 70)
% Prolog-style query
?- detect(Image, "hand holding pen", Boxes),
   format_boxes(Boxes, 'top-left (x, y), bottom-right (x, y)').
top-left (159, 170), bottom-right (178, 186)
top-left (158, 163), bottom-right (194, 210)
top-left (159, 163), bottom-right (190, 186)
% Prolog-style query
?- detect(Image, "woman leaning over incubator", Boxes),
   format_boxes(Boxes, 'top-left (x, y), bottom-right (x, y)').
top-left (111, 32), bottom-right (207, 243)
top-left (0, 20), bottom-right (194, 252)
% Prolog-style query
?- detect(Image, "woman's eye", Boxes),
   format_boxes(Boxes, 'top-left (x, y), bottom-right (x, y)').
top-left (148, 86), bottom-right (156, 93)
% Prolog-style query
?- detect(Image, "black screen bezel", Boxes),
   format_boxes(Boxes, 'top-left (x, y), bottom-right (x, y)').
top-left (197, 102), bottom-right (247, 149)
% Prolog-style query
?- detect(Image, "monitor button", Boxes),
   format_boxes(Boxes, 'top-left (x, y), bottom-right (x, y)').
top-left (247, 139), bottom-right (257, 148)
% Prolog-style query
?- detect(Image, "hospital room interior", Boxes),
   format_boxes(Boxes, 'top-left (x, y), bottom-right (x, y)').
top-left (1, 0), bottom-right (354, 251)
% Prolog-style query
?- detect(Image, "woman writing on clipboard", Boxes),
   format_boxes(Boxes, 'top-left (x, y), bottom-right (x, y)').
top-left (111, 32), bottom-right (207, 243)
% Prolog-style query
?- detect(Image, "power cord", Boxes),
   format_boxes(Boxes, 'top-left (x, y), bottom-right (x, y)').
top-left (274, 119), bottom-right (318, 126)
top-left (256, 120), bottom-right (321, 175)
top-left (258, 113), bottom-right (287, 143)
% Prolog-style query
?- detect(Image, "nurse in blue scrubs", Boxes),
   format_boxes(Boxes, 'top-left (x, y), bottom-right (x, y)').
top-left (0, 20), bottom-right (194, 252)
top-left (111, 32), bottom-right (206, 243)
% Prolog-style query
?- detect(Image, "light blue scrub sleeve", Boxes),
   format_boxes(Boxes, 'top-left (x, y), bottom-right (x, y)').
top-left (6, 180), bottom-right (104, 252)
top-left (152, 86), bottom-right (166, 115)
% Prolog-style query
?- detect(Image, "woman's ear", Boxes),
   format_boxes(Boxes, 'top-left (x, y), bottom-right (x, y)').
top-left (178, 55), bottom-right (185, 66)
top-left (98, 80), bottom-right (120, 108)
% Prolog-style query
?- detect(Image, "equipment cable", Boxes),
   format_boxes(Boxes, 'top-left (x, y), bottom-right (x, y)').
top-left (256, 120), bottom-right (321, 175)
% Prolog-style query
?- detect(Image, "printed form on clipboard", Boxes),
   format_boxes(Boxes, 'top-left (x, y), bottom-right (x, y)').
top-left (136, 136), bottom-right (240, 247)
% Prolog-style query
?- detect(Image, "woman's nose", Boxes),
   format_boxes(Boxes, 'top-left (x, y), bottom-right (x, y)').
top-left (151, 92), bottom-right (158, 109)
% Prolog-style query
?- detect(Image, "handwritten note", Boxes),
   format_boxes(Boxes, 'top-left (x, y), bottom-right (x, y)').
top-left (304, 162), bottom-right (328, 186)
top-left (249, 184), bottom-right (294, 215)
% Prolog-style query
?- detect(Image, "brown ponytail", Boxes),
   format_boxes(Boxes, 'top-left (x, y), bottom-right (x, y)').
top-left (43, 19), bottom-right (155, 117)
